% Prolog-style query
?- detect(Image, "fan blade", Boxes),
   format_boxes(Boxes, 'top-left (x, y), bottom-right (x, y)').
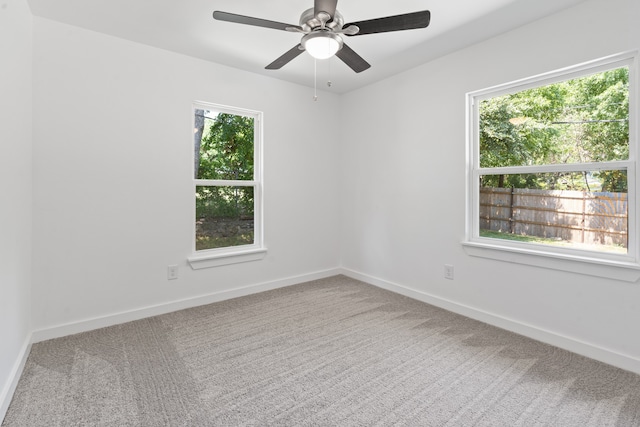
top-left (213, 11), bottom-right (300, 32)
top-left (314, 0), bottom-right (337, 18)
top-left (335, 44), bottom-right (371, 73)
top-left (266, 44), bottom-right (304, 70)
top-left (344, 10), bottom-right (430, 36)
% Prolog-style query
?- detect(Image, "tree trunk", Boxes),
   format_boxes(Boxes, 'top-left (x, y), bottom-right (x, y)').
top-left (194, 109), bottom-right (206, 179)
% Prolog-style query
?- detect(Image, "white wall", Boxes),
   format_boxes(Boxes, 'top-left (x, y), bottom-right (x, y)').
top-left (0, 0), bottom-right (33, 416)
top-left (340, 0), bottom-right (640, 371)
top-left (31, 18), bottom-right (342, 332)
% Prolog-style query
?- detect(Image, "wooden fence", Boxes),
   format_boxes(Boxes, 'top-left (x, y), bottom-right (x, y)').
top-left (480, 187), bottom-right (628, 247)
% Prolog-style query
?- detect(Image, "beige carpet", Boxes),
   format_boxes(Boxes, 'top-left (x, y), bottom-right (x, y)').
top-left (3, 275), bottom-right (640, 426)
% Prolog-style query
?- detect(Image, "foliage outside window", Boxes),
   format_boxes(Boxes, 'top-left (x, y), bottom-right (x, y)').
top-left (193, 103), bottom-right (262, 254)
top-left (466, 52), bottom-right (638, 270)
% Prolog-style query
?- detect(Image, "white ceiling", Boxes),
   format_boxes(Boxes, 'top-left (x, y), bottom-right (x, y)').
top-left (27, 0), bottom-right (587, 94)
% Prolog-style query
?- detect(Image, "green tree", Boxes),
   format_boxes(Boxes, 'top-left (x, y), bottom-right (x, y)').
top-left (479, 67), bottom-right (629, 191)
top-left (196, 113), bottom-right (255, 221)
top-left (556, 68), bottom-right (629, 191)
top-left (479, 86), bottom-right (561, 187)
top-left (198, 113), bottom-right (254, 181)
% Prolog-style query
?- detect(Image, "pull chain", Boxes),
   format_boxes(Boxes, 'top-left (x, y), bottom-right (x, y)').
top-left (313, 59), bottom-right (318, 101)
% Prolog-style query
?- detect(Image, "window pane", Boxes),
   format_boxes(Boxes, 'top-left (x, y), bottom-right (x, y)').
top-left (195, 186), bottom-right (254, 251)
top-left (479, 67), bottom-right (629, 168)
top-left (479, 172), bottom-right (627, 253)
top-left (194, 111), bottom-right (254, 180)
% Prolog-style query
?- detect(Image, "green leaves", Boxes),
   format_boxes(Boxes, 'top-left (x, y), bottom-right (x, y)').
top-left (197, 113), bottom-right (255, 181)
top-left (479, 67), bottom-right (629, 190)
top-left (195, 112), bottom-right (256, 222)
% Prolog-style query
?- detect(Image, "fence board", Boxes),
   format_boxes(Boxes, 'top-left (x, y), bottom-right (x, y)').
top-left (479, 187), bottom-right (628, 247)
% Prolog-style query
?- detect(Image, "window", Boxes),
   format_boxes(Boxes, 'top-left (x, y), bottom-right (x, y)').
top-left (465, 52), bottom-right (640, 280)
top-left (188, 102), bottom-right (265, 269)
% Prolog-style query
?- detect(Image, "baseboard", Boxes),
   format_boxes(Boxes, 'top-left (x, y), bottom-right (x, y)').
top-left (339, 267), bottom-right (640, 375)
top-left (0, 336), bottom-right (31, 422)
top-left (32, 268), bottom-right (341, 343)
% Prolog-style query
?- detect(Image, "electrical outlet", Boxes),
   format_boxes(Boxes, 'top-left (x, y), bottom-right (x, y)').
top-left (167, 265), bottom-right (179, 280)
top-left (444, 264), bottom-right (454, 280)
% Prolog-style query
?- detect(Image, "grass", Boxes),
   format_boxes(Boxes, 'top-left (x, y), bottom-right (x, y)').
top-left (479, 230), bottom-right (627, 254)
top-left (195, 216), bottom-right (254, 251)
top-left (196, 233), bottom-right (253, 251)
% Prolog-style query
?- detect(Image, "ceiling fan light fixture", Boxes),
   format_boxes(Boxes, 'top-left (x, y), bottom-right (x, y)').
top-left (302, 32), bottom-right (343, 60)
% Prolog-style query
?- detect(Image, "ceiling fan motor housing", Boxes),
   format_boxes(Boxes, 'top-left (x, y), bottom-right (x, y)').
top-left (299, 7), bottom-right (344, 32)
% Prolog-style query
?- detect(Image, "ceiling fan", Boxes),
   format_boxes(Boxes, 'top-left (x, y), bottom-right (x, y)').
top-left (213, 0), bottom-right (431, 73)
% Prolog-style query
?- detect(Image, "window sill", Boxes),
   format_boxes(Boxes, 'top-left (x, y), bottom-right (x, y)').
top-left (188, 247), bottom-right (267, 270)
top-left (463, 240), bottom-right (640, 282)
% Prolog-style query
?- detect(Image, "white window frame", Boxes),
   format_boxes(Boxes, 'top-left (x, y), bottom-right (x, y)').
top-left (188, 101), bottom-right (266, 269)
top-left (464, 51), bottom-right (640, 282)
